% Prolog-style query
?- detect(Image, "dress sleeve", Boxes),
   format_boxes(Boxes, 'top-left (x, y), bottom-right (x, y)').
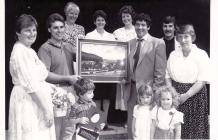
top-left (151, 106), bottom-right (158, 120)
top-left (196, 50), bottom-right (210, 83)
top-left (173, 111), bottom-right (184, 124)
top-left (38, 45), bottom-right (51, 70)
top-left (12, 47), bottom-right (44, 93)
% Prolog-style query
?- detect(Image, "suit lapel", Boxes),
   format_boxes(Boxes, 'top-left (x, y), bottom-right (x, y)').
top-left (129, 39), bottom-right (137, 72)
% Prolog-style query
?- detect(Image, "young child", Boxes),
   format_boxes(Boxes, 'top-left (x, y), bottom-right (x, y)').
top-left (132, 82), bottom-right (154, 140)
top-left (62, 78), bottom-right (104, 140)
top-left (150, 86), bottom-right (184, 139)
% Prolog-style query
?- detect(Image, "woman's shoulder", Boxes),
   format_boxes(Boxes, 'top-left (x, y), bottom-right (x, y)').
top-left (113, 27), bottom-right (125, 34)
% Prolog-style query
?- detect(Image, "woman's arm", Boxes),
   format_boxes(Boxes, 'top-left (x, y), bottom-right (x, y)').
top-left (179, 81), bottom-right (206, 104)
top-left (174, 123), bottom-right (182, 139)
top-left (30, 92), bottom-right (53, 128)
top-left (46, 72), bottom-right (79, 85)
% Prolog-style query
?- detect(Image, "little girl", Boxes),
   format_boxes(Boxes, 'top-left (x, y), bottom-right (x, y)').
top-left (132, 82), bottom-right (154, 140)
top-left (151, 86), bottom-right (184, 139)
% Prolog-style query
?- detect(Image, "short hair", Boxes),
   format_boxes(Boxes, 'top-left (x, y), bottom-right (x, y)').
top-left (162, 16), bottom-right (176, 25)
top-left (137, 81), bottom-right (154, 106)
top-left (15, 14), bottom-right (38, 33)
top-left (74, 78), bottom-right (95, 96)
top-left (64, 2), bottom-right (80, 14)
top-left (46, 13), bottom-right (65, 29)
top-left (133, 13), bottom-right (152, 28)
top-left (93, 10), bottom-right (107, 22)
top-left (176, 24), bottom-right (196, 42)
top-left (155, 86), bottom-right (180, 108)
top-left (119, 5), bottom-right (135, 19)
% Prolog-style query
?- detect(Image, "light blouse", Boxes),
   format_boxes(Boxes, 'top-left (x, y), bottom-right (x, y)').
top-left (166, 44), bottom-right (210, 83)
top-left (113, 26), bottom-right (136, 42)
top-left (151, 106), bottom-right (184, 130)
top-left (85, 29), bottom-right (115, 41)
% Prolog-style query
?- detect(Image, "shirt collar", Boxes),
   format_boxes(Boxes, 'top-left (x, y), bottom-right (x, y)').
top-left (136, 33), bottom-right (150, 41)
top-left (47, 39), bottom-right (64, 48)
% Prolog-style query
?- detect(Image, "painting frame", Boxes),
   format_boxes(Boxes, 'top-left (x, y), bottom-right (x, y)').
top-left (76, 38), bottom-right (129, 83)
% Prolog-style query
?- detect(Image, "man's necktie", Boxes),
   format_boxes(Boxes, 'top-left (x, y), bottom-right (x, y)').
top-left (133, 39), bottom-right (143, 72)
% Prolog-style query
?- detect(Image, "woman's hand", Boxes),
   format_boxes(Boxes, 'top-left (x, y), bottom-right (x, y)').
top-left (43, 111), bottom-right (54, 128)
top-left (79, 117), bottom-right (89, 124)
top-left (68, 75), bottom-right (80, 85)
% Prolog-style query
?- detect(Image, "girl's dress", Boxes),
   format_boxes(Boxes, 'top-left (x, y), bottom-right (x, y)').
top-left (8, 42), bottom-right (56, 140)
top-left (151, 106), bottom-right (184, 139)
top-left (133, 105), bottom-right (151, 140)
top-left (166, 44), bottom-right (210, 139)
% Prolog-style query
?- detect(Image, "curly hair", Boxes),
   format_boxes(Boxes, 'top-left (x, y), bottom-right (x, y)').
top-left (155, 86), bottom-right (180, 108)
top-left (74, 78), bottom-right (95, 96)
top-left (119, 5), bottom-right (135, 19)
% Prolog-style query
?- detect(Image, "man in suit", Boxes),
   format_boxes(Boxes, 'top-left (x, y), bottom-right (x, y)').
top-left (127, 13), bottom-right (167, 138)
top-left (162, 16), bottom-right (180, 59)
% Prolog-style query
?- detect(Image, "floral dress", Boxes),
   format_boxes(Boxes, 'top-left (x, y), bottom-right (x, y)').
top-left (8, 42), bottom-right (56, 140)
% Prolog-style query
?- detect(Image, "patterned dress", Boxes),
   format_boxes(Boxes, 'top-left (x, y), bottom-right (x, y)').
top-left (166, 44), bottom-right (210, 139)
top-left (8, 42), bottom-right (56, 140)
top-left (63, 23), bottom-right (85, 48)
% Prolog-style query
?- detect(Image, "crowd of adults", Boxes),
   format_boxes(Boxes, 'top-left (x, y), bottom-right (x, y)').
top-left (7, 1), bottom-right (210, 140)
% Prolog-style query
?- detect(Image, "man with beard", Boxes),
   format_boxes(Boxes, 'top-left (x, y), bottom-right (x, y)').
top-left (162, 16), bottom-right (180, 59)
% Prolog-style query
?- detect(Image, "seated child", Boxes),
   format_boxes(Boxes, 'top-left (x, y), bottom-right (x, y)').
top-left (150, 86), bottom-right (184, 139)
top-left (62, 78), bottom-right (104, 140)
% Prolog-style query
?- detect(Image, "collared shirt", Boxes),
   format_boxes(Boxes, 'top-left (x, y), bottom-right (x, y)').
top-left (113, 26), bottom-right (136, 42)
top-left (38, 39), bottom-right (76, 76)
top-left (166, 44), bottom-right (210, 83)
top-left (163, 37), bottom-right (181, 59)
top-left (85, 29), bottom-right (115, 41)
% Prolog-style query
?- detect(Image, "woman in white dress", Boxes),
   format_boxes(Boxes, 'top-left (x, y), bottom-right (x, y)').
top-left (113, 5), bottom-right (137, 114)
top-left (8, 14), bottom-right (78, 140)
top-left (113, 5), bottom-right (136, 42)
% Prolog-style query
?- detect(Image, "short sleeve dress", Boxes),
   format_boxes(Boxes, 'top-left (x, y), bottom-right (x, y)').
top-left (8, 42), bottom-right (56, 140)
top-left (132, 105), bottom-right (151, 140)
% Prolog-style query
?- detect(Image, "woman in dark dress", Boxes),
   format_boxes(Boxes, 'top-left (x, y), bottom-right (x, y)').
top-left (166, 24), bottom-right (210, 139)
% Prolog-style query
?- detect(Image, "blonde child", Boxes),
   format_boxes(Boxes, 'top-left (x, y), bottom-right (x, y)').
top-left (62, 78), bottom-right (104, 140)
top-left (132, 82), bottom-right (154, 140)
top-left (151, 86), bottom-right (184, 139)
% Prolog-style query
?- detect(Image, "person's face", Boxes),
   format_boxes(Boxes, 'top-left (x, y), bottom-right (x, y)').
top-left (138, 94), bottom-right (152, 106)
top-left (65, 7), bottom-right (80, 24)
top-left (162, 22), bottom-right (175, 39)
top-left (176, 33), bottom-right (193, 49)
top-left (48, 21), bottom-right (65, 41)
top-left (94, 16), bottom-right (106, 30)
top-left (80, 90), bottom-right (94, 102)
top-left (16, 25), bottom-right (37, 46)
top-left (135, 20), bottom-right (150, 39)
top-left (122, 13), bottom-right (132, 26)
top-left (161, 92), bottom-right (173, 110)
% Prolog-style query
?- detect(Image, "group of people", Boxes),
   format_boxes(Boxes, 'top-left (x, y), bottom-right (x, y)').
top-left (8, 1), bottom-right (210, 140)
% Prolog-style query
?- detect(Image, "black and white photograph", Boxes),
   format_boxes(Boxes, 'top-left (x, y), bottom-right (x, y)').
top-left (2, 0), bottom-right (218, 140)
top-left (77, 39), bottom-right (129, 83)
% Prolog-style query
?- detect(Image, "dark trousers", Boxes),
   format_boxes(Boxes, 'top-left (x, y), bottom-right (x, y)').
top-left (127, 82), bottom-right (137, 139)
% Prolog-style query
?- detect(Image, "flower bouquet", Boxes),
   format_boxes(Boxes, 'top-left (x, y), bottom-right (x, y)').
top-left (51, 87), bottom-right (75, 117)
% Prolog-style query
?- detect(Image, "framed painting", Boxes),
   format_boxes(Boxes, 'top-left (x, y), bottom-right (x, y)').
top-left (76, 39), bottom-right (129, 83)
